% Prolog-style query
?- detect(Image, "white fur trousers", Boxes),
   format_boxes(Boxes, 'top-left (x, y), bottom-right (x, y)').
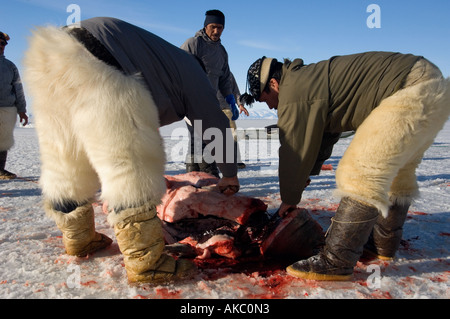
top-left (335, 77), bottom-right (450, 217)
top-left (24, 26), bottom-right (166, 222)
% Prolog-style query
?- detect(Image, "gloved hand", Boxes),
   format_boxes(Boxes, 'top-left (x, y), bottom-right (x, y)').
top-left (225, 94), bottom-right (239, 121)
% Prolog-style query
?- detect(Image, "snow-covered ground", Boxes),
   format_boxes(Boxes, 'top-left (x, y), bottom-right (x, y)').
top-left (0, 118), bottom-right (448, 300)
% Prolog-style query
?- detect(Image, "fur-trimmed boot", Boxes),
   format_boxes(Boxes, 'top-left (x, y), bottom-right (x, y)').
top-left (363, 202), bottom-right (410, 260)
top-left (109, 203), bottom-right (196, 284)
top-left (46, 202), bottom-right (113, 257)
top-left (286, 197), bottom-right (379, 281)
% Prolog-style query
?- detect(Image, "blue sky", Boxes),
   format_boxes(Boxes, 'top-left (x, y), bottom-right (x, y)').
top-left (2, 0), bottom-right (450, 112)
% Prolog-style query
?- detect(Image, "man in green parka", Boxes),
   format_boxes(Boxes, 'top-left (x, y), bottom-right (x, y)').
top-left (241, 52), bottom-right (450, 281)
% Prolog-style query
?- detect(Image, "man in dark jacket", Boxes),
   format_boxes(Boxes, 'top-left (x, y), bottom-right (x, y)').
top-left (0, 31), bottom-right (28, 179)
top-left (181, 10), bottom-right (240, 176)
top-left (24, 17), bottom-right (240, 285)
top-left (241, 52), bottom-right (450, 281)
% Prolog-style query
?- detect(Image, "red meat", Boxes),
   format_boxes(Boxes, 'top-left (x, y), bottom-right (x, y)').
top-left (180, 234), bottom-right (241, 259)
top-left (158, 172), bottom-right (323, 261)
top-left (157, 172), bottom-right (268, 225)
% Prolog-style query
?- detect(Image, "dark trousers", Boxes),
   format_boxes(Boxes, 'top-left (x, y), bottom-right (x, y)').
top-left (186, 122), bottom-right (206, 159)
top-left (0, 151), bottom-right (7, 170)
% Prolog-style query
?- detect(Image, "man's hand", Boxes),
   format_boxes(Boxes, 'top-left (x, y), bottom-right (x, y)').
top-left (278, 202), bottom-right (297, 218)
top-left (19, 112), bottom-right (28, 126)
top-left (217, 175), bottom-right (240, 195)
top-left (239, 104), bottom-right (249, 117)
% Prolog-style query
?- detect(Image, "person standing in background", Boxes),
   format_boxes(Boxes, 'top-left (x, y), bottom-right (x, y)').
top-left (181, 9), bottom-right (240, 177)
top-left (0, 31), bottom-right (29, 180)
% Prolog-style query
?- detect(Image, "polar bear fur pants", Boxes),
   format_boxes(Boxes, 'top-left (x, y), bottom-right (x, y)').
top-left (335, 59), bottom-right (450, 217)
top-left (23, 26), bottom-right (166, 217)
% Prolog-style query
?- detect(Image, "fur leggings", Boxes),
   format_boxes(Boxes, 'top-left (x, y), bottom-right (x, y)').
top-left (335, 60), bottom-right (450, 217)
top-left (24, 26), bottom-right (166, 219)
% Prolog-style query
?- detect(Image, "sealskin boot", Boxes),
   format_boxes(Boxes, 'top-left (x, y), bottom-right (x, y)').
top-left (287, 197), bottom-right (379, 281)
top-left (112, 203), bottom-right (196, 284)
top-left (363, 202), bottom-right (410, 260)
top-left (46, 202), bottom-right (113, 257)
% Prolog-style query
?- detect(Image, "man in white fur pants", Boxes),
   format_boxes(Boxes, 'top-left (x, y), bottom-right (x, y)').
top-left (241, 53), bottom-right (450, 281)
top-left (24, 17), bottom-right (240, 284)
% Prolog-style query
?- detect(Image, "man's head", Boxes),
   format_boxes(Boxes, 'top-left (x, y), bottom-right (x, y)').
top-left (0, 32), bottom-right (9, 55)
top-left (241, 57), bottom-right (282, 109)
top-left (204, 10), bottom-right (225, 42)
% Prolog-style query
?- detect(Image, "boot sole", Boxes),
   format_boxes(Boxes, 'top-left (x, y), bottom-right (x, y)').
top-left (376, 255), bottom-right (394, 261)
top-left (128, 272), bottom-right (194, 286)
top-left (127, 259), bottom-right (197, 285)
top-left (0, 175), bottom-right (17, 180)
top-left (362, 248), bottom-right (395, 261)
top-left (286, 265), bottom-right (352, 281)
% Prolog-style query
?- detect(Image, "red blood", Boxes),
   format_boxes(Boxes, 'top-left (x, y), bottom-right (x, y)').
top-left (154, 287), bottom-right (182, 299)
top-left (81, 280), bottom-right (97, 286)
top-left (410, 211), bottom-right (428, 215)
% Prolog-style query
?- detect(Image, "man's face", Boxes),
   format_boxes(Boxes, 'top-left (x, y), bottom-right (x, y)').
top-left (259, 79), bottom-right (279, 110)
top-left (205, 23), bottom-right (224, 42)
top-left (0, 40), bottom-right (6, 55)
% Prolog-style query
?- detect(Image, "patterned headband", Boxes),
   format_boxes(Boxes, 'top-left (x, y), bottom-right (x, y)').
top-left (240, 56), bottom-right (274, 106)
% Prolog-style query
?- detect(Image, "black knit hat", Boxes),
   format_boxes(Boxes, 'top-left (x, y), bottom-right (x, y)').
top-left (204, 10), bottom-right (225, 27)
top-left (240, 56), bottom-right (276, 106)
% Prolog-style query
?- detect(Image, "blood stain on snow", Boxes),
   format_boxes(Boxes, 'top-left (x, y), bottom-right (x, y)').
top-left (81, 280), bottom-right (97, 286)
top-left (248, 270), bottom-right (295, 299)
top-left (134, 287), bottom-right (182, 299)
top-left (155, 287), bottom-right (182, 299)
top-left (428, 274), bottom-right (447, 283)
top-left (370, 291), bottom-right (393, 299)
top-left (408, 266), bottom-right (417, 272)
top-left (410, 211), bottom-right (429, 216)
